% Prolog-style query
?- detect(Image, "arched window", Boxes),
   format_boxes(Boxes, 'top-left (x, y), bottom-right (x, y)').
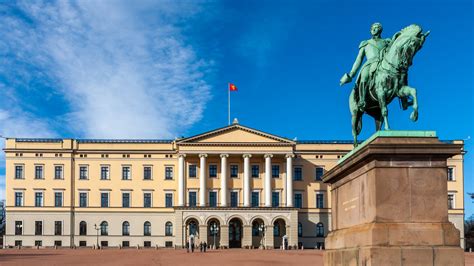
top-left (316, 223), bottom-right (324, 237)
top-left (165, 222), bottom-right (173, 236)
top-left (100, 221), bottom-right (108, 236)
top-left (144, 221), bottom-right (151, 236)
top-left (122, 221), bottom-right (130, 236)
top-left (298, 222), bottom-right (303, 237)
top-left (79, 221), bottom-right (87, 236)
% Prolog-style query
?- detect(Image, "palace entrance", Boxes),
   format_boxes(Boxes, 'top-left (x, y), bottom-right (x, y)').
top-left (228, 218), bottom-right (243, 248)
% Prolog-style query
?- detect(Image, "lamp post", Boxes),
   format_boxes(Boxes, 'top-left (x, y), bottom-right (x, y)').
top-left (94, 224), bottom-right (100, 249)
top-left (210, 222), bottom-right (219, 249)
top-left (259, 223), bottom-right (266, 249)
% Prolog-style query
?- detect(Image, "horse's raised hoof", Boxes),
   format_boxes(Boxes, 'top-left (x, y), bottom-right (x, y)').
top-left (410, 110), bottom-right (418, 122)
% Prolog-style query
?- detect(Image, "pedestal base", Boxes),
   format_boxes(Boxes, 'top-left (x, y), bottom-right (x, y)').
top-left (324, 246), bottom-right (463, 265)
top-left (322, 131), bottom-right (464, 266)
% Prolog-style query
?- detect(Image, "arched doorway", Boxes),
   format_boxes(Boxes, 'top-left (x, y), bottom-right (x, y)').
top-left (228, 218), bottom-right (243, 248)
top-left (251, 218), bottom-right (265, 248)
top-left (207, 219), bottom-right (221, 248)
top-left (273, 219), bottom-right (287, 249)
top-left (185, 218), bottom-right (200, 245)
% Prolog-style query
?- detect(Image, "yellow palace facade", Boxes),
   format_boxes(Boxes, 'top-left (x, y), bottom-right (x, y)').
top-left (2, 123), bottom-right (466, 249)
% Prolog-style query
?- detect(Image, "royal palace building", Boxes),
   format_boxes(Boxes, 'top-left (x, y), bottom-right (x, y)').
top-left (2, 122), bottom-right (466, 249)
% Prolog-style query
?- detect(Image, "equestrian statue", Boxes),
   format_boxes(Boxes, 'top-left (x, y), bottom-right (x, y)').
top-left (340, 23), bottom-right (430, 147)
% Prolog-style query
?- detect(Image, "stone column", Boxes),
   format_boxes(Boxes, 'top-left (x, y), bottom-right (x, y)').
top-left (285, 154), bottom-right (294, 207)
top-left (198, 224), bottom-right (208, 244)
top-left (178, 154), bottom-right (186, 207)
top-left (264, 154), bottom-right (273, 207)
top-left (264, 225), bottom-right (274, 249)
top-left (199, 154), bottom-right (207, 207)
top-left (220, 225), bottom-right (229, 248)
top-left (242, 225), bottom-right (252, 248)
top-left (243, 154), bottom-right (252, 207)
top-left (220, 154), bottom-right (229, 207)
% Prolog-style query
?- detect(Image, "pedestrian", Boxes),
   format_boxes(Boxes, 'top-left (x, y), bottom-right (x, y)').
top-left (190, 235), bottom-right (195, 253)
top-left (186, 242), bottom-right (189, 253)
top-left (203, 241), bottom-right (207, 252)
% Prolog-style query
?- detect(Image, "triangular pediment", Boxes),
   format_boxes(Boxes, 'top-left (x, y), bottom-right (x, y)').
top-left (177, 124), bottom-right (294, 145)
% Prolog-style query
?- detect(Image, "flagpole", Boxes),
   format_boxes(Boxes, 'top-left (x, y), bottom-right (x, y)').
top-left (228, 82), bottom-right (231, 125)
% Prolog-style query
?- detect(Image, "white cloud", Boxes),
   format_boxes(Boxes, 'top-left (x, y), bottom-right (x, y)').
top-left (0, 108), bottom-right (56, 200)
top-left (0, 0), bottom-right (213, 139)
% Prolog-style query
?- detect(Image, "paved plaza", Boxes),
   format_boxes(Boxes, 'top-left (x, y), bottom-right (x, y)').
top-left (0, 249), bottom-right (473, 265)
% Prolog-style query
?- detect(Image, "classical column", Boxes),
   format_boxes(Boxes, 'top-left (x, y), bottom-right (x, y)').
top-left (264, 154), bottom-right (273, 207)
top-left (199, 153), bottom-right (207, 207)
top-left (220, 154), bottom-right (229, 207)
top-left (178, 154), bottom-right (186, 207)
top-left (285, 154), bottom-right (294, 207)
top-left (243, 154), bottom-right (252, 207)
top-left (220, 225), bottom-right (229, 248)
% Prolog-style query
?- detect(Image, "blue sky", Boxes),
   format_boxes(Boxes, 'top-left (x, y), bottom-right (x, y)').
top-left (0, 0), bottom-right (472, 217)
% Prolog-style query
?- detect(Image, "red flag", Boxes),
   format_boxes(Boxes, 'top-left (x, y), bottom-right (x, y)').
top-left (229, 83), bottom-right (238, 91)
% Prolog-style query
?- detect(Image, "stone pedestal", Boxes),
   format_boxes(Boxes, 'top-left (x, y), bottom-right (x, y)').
top-left (323, 131), bottom-right (464, 265)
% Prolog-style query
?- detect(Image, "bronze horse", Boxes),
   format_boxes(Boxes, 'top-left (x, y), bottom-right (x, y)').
top-left (350, 25), bottom-right (430, 146)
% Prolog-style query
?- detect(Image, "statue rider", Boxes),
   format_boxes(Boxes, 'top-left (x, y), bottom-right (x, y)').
top-left (340, 22), bottom-right (391, 111)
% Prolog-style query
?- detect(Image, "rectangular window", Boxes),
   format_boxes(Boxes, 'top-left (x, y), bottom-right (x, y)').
top-left (54, 166), bottom-right (63, 179)
top-left (230, 165), bottom-right (238, 178)
top-left (165, 166), bottom-right (173, 180)
top-left (209, 191), bottom-right (217, 207)
top-left (447, 167), bottom-right (455, 181)
top-left (35, 240), bottom-right (42, 247)
top-left (101, 166), bottom-right (110, 180)
top-left (316, 193), bottom-right (324, 208)
top-left (272, 165), bottom-right (280, 178)
top-left (251, 165), bottom-right (259, 178)
top-left (122, 166), bottom-right (131, 180)
top-left (144, 166), bottom-right (152, 180)
top-left (144, 193), bottom-right (152, 208)
top-left (15, 192), bottom-right (23, 207)
top-left (15, 240), bottom-right (22, 247)
top-left (79, 241), bottom-right (87, 247)
top-left (54, 221), bottom-right (62, 235)
top-left (230, 191), bottom-right (238, 207)
top-left (79, 166), bottom-right (88, 180)
top-left (15, 221), bottom-right (23, 235)
top-left (189, 165), bottom-right (197, 178)
top-left (144, 241), bottom-right (151, 248)
top-left (251, 191), bottom-right (259, 207)
top-left (122, 241), bottom-right (130, 248)
top-left (79, 192), bottom-right (88, 207)
top-left (294, 167), bottom-right (303, 181)
top-left (165, 193), bottom-right (173, 207)
top-left (448, 194), bottom-right (455, 209)
top-left (272, 191), bottom-right (280, 207)
top-left (315, 167), bottom-right (324, 181)
top-left (209, 165), bottom-right (217, 178)
top-left (55, 241), bottom-right (62, 247)
top-left (101, 193), bottom-right (109, 207)
top-left (15, 165), bottom-right (24, 179)
top-left (122, 193), bottom-right (130, 208)
top-left (35, 192), bottom-right (43, 207)
top-left (35, 165), bottom-right (43, 179)
top-left (294, 193), bottom-right (303, 208)
top-left (35, 221), bottom-right (43, 235)
top-left (54, 192), bottom-right (63, 207)
top-left (189, 191), bottom-right (197, 207)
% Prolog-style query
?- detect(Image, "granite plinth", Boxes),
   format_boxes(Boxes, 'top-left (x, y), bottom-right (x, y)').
top-left (323, 131), bottom-right (464, 266)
